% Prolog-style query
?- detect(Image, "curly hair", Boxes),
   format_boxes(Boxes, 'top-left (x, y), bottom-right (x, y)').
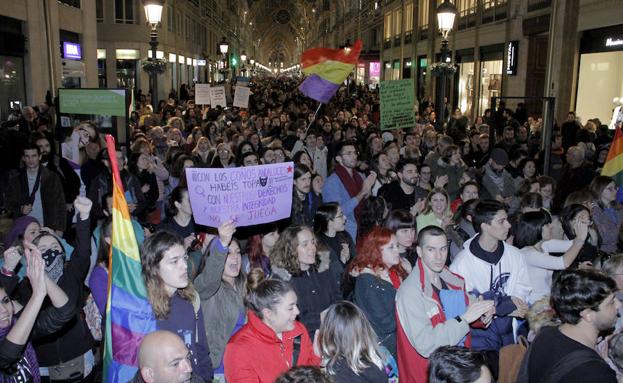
top-left (349, 226), bottom-right (408, 280)
top-left (269, 226), bottom-right (316, 276)
top-left (550, 269), bottom-right (616, 325)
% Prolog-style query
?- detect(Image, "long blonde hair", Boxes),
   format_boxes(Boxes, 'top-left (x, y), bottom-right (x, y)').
top-left (318, 301), bottom-right (384, 375)
top-left (140, 231), bottom-right (196, 319)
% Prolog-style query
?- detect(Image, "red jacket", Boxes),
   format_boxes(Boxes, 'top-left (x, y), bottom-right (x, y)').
top-left (396, 260), bottom-right (472, 383)
top-left (224, 310), bottom-right (320, 382)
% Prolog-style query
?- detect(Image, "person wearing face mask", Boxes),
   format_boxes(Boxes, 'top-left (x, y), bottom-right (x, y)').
top-left (1, 197), bottom-right (95, 382)
top-left (192, 221), bottom-right (241, 381)
top-left (140, 229), bottom-right (213, 382)
top-left (269, 226), bottom-right (340, 335)
top-left (0, 243), bottom-right (75, 383)
top-left (347, 227), bottom-right (409, 357)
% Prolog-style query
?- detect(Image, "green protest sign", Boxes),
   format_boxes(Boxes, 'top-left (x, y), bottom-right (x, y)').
top-left (59, 89), bottom-right (127, 117)
top-left (380, 79), bottom-right (415, 131)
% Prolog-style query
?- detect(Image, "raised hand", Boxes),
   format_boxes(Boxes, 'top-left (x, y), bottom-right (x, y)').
top-left (218, 220), bottom-right (236, 247)
top-left (73, 196), bottom-right (93, 220)
top-left (24, 241), bottom-right (46, 298)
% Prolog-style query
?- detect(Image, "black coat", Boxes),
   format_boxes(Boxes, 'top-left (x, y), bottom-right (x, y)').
top-left (329, 358), bottom-right (388, 383)
top-left (0, 217), bottom-right (93, 366)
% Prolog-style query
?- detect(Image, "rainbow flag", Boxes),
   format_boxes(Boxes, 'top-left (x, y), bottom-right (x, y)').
top-left (103, 135), bottom-right (156, 382)
top-left (298, 39), bottom-right (362, 104)
top-left (601, 126), bottom-right (623, 202)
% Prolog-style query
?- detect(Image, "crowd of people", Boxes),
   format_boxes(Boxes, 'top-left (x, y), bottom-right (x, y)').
top-left (1, 76), bottom-right (623, 383)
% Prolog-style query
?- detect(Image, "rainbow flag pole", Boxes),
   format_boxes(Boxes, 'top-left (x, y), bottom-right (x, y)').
top-left (103, 135), bottom-right (156, 382)
top-left (298, 40), bottom-right (362, 104)
top-left (601, 126), bottom-right (623, 202)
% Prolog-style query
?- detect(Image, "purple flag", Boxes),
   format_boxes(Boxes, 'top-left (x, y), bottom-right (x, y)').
top-left (298, 74), bottom-right (341, 104)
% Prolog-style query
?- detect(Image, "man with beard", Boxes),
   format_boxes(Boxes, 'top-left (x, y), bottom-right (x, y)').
top-left (323, 140), bottom-right (376, 242)
top-left (481, 148), bottom-right (516, 203)
top-left (34, 135), bottom-right (81, 212)
top-left (132, 330), bottom-right (203, 383)
top-left (379, 158), bottom-right (428, 215)
top-left (519, 269), bottom-right (619, 383)
top-left (5, 145), bottom-right (66, 235)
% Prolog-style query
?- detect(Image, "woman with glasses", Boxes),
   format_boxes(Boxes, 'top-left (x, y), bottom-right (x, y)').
top-left (513, 209), bottom-right (589, 304)
top-left (269, 226), bottom-right (340, 335)
top-left (590, 176), bottom-right (623, 253)
top-left (347, 226), bottom-right (408, 356)
top-left (314, 203), bottom-right (356, 294)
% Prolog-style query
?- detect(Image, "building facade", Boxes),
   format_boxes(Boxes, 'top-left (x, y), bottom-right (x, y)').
top-left (97, 0), bottom-right (252, 102)
top-left (0, 0), bottom-right (98, 119)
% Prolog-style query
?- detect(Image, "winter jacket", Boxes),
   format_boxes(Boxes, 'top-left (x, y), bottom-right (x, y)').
top-left (223, 311), bottom-right (321, 383)
top-left (431, 158), bottom-right (467, 200)
top-left (0, 217), bottom-right (92, 366)
top-left (272, 251), bottom-right (340, 335)
top-left (450, 235), bottom-right (532, 351)
top-left (193, 239), bottom-right (245, 369)
top-left (591, 205), bottom-right (623, 254)
top-left (5, 166), bottom-right (67, 232)
top-left (0, 299), bottom-right (76, 378)
top-left (87, 168), bottom-right (146, 220)
top-left (323, 171), bottom-right (365, 242)
top-left (396, 259), bottom-right (472, 383)
top-left (481, 163), bottom-right (516, 200)
top-left (353, 271), bottom-right (397, 356)
top-left (328, 358), bottom-right (388, 383)
top-left (156, 293), bottom-right (213, 382)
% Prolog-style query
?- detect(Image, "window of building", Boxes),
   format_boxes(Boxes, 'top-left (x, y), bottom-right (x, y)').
top-left (483, 0), bottom-right (507, 9)
top-left (458, 0), bottom-right (477, 14)
top-left (176, 11), bottom-right (182, 36)
top-left (384, 12), bottom-right (392, 48)
top-left (96, 0), bottom-right (104, 22)
top-left (393, 9), bottom-right (402, 36)
top-left (167, 5), bottom-right (173, 31)
top-left (404, 3), bottom-right (413, 33)
top-left (186, 16), bottom-right (191, 39)
top-left (115, 0), bottom-right (135, 24)
top-left (392, 60), bottom-right (401, 80)
top-left (419, 0), bottom-right (429, 30)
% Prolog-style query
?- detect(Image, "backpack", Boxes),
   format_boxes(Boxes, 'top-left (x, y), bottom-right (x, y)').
top-left (516, 337), bottom-right (604, 383)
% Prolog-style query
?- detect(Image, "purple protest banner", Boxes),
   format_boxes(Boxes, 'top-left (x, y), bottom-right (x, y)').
top-left (185, 162), bottom-right (294, 227)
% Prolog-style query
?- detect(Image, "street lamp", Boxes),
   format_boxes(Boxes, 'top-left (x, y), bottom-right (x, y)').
top-left (218, 37), bottom-right (229, 80)
top-left (144, 0), bottom-right (164, 110)
top-left (434, 0), bottom-right (457, 132)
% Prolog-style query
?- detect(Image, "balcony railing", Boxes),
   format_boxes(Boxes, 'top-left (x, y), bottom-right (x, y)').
top-left (527, 0), bottom-right (551, 12)
top-left (394, 35), bottom-right (401, 46)
top-left (404, 31), bottom-right (412, 44)
top-left (481, 0), bottom-right (507, 24)
top-left (58, 0), bottom-right (80, 8)
top-left (419, 27), bottom-right (428, 41)
top-left (457, 8), bottom-right (477, 30)
top-left (383, 38), bottom-right (392, 49)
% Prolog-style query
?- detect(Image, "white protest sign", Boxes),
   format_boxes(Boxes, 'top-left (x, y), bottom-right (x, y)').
top-left (233, 86), bottom-right (251, 108)
top-left (209, 86), bottom-right (227, 107)
top-left (195, 84), bottom-right (211, 105)
top-left (185, 162), bottom-right (294, 227)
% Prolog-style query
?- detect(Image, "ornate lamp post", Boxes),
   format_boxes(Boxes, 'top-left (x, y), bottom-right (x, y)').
top-left (433, 0), bottom-right (457, 131)
top-left (219, 37), bottom-right (229, 81)
top-left (143, 0), bottom-right (164, 109)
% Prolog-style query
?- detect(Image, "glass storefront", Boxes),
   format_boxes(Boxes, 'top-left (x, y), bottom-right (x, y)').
top-left (116, 59), bottom-right (138, 89)
top-left (577, 25), bottom-right (623, 127)
top-left (392, 60), bottom-right (400, 80)
top-left (356, 63), bottom-right (365, 84)
top-left (0, 55), bottom-right (26, 120)
top-left (458, 61), bottom-right (475, 116)
top-left (384, 61), bottom-right (391, 81)
top-left (478, 59), bottom-right (503, 114)
top-left (576, 51), bottom-right (623, 126)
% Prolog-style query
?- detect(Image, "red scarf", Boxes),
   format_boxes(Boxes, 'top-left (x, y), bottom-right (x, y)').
top-left (334, 163), bottom-right (365, 220)
top-left (389, 269), bottom-right (402, 289)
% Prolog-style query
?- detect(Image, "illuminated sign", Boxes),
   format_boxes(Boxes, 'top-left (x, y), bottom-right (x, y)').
top-left (63, 42), bottom-right (82, 60)
top-left (606, 37), bottom-right (623, 47)
top-left (370, 62), bottom-right (381, 77)
top-left (505, 41), bottom-right (518, 75)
